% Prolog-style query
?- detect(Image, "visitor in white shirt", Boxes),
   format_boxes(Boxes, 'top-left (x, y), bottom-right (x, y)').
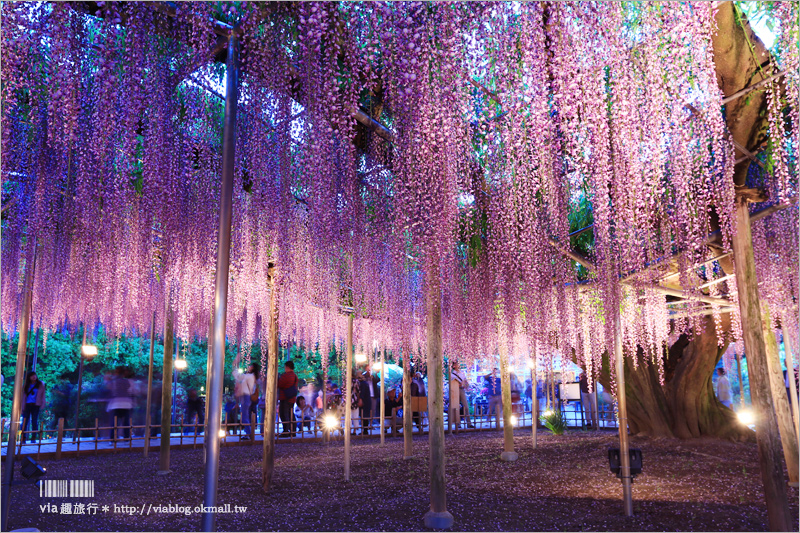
top-left (234, 364), bottom-right (257, 439)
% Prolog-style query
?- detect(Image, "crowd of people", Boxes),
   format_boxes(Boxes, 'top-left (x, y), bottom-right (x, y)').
top-left (8, 358), bottom-right (625, 444)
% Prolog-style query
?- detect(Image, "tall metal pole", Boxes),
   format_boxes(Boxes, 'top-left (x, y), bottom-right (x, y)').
top-left (613, 302), bottom-right (633, 517)
top-left (73, 326), bottom-right (87, 443)
top-left (201, 31), bottom-right (239, 533)
top-left (144, 311), bottom-right (156, 457)
top-left (344, 312), bottom-right (353, 481)
top-left (1, 241), bottom-right (36, 533)
top-left (204, 311), bottom-right (213, 465)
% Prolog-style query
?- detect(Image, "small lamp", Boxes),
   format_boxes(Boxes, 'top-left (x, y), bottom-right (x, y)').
top-left (81, 345), bottom-right (98, 360)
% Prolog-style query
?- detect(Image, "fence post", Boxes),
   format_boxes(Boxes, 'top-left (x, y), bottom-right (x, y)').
top-left (93, 418), bottom-right (98, 456)
top-left (56, 418), bottom-right (64, 460)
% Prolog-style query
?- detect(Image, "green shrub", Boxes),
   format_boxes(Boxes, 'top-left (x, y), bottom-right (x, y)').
top-left (540, 408), bottom-right (567, 435)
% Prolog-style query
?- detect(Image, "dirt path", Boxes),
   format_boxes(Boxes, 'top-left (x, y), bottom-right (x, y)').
top-left (6, 430), bottom-right (798, 531)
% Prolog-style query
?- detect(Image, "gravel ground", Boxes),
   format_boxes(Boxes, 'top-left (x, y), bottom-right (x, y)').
top-left (6, 430), bottom-right (799, 532)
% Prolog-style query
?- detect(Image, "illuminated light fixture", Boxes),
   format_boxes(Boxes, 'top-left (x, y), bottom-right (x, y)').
top-left (81, 345), bottom-right (98, 359)
top-left (324, 415), bottom-right (339, 430)
top-left (174, 358), bottom-right (187, 371)
top-left (737, 410), bottom-right (755, 425)
top-left (371, 362), bottom-right (384, 372)
top-left (510, 415), bottom-right (519, 426)
top-left (218, 429), bottom-right (226, 438)
top-left (236, 367), bottom-right (243, 374)
top-left (355, 352), bottom-right (367, 364)
top-left (543, 409), bottom-right (554, 417)
top-left (527, 360), bottom-right (535, 369)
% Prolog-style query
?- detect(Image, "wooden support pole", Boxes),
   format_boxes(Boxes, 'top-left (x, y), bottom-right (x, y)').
top-left (731, 195), bottom-right (793, 531)
top-left (344, 312), bottom-right (354, 481)
top-left (1, 241), bottom-right (35, 532)
top-left (158, 297), bottom-right (174, 474)
top-left (530, 347), bottom-right (538, 449)
top-left (613, 303), bottom-right (634, 517)
top-left (380, 348), bottom-right (385, 446)
top-left (762, 307), bottom-right (799, 483)
top-left (499, 333), bottom-right (517, 462)
top-left (144, 311), bottom-right (156, 457)
top-left (448, 359), bottom-right (456, 436)
top-left (784, 338), bottom-right (800, 446)
top-left (422, 265), bottom-right (453, 529)
top-left (56, 418), bottom-right (64, 460)
top-left (261, 269), bottom-right (279, 490)
top-left (403, 346), bottom-right (413, 459)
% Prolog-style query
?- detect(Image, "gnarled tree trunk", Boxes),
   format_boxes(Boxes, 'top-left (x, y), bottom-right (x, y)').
top-left (599, 315), bottom-right (752, 441)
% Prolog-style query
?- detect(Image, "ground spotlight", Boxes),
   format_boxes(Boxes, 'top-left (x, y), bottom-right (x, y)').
top-left (218, 429), bottom-right (226, 438)
top-left (324, 415), bottom-right (339, 430)
top-left (510, 415), bottom-right (519, 426)
top-left (737, 409), bottom-right (755, 425)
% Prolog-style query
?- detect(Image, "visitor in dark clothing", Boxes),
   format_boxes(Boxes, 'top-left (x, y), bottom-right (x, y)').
top-left (22, 372), bottom-right (46, 443)
top-left (277, 360), bottom-right (299, 436)
top-left (184, 389), bottom-right (205, 435)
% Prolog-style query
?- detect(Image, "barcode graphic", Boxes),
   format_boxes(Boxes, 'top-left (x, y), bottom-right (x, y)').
top-left (40, 480), bottom-right (94, 498)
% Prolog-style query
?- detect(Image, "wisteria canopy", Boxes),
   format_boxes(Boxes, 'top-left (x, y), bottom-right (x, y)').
top-left (1, 1), bottom-right (798, 387)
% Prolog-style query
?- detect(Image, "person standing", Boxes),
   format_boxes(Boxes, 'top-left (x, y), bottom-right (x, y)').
top-left (50, 373), bottom-right (73, 428)
top-left (450, 361), bottom-right (474, 429)
top-left (484, 368), bottom-right (502, 430)
top-left (277, 360), bottom-right (299, 437)
top-left (349, 375), bottom-right (362, 435)
top-left (234, 363), bottom-right (257, 440)
top-left (358, 371), bottom-right (375, 435)
top-left (715, 367), bottom-right (733, 409)
top-left (579, 371), bottom-right (599, 429)
top-left (249, 364), bottom-right (261, 435)
top-left (184, 389), bottom-right (205, 435)
top-left (107, 367), bottom-right (133, 440)
top-left (411, 370), bottom-right (427, 432)
top-left (21, 372), bottom-right (46, 443)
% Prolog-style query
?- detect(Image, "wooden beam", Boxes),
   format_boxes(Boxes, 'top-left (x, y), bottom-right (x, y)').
top-left (696, 274), bottom-right (735, 290)
top-left (547, 239), bottom-right (732, 307)
top-left (721, 70), bottom-right (786, 105)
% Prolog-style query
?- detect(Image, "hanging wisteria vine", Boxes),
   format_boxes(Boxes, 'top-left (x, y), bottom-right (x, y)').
top-left (1, 1), bottom-right (797, 391)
